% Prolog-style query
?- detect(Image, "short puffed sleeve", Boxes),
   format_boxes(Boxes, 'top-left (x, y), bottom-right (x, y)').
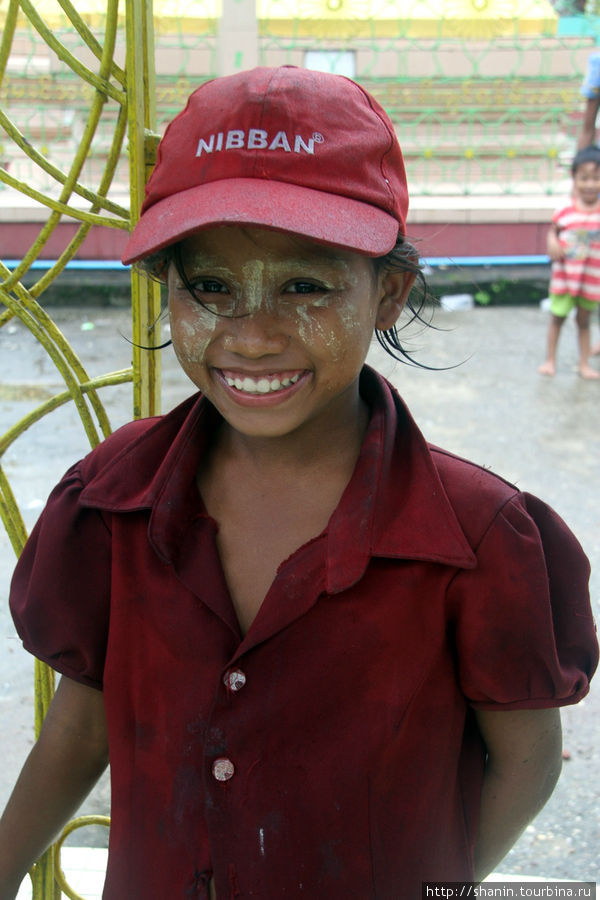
top-left (9, 462), bottom-right (111, 690)
top-left (449, 492), bottom-right (598, 710)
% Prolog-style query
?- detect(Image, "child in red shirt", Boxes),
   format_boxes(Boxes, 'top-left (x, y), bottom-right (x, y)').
top-left (0, 67), bottom-right (597, 899)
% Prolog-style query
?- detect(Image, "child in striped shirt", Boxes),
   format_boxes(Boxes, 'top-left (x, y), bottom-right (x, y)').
top-left (538, 145), bottom-right (600, 379)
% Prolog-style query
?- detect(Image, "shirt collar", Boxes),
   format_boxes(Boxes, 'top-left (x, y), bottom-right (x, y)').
top-left (325, 367), bottom-right (476, 593)
top-left (80, 367), bottom-right (476, 577)
top-left (79, 394), bottom-right (216, 564)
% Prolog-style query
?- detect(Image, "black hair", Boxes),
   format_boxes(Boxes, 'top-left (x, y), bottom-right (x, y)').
top-left (571, 145), bottom-right (600, 175)
top-left (137, 231), bottom-right (437, 368)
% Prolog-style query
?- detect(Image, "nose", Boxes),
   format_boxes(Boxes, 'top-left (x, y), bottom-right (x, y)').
top-left (222, 308), bottom-right (290, 358)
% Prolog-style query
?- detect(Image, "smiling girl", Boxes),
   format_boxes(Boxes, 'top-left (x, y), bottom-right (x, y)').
top-left (0, 67), bottom-right (597, 900)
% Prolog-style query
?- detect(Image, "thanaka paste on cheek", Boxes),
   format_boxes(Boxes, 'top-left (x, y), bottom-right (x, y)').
top-left (285, 258), bottom-right (363, 360)
top-left (170, 298), bottom-right (218, 365)
top-left (171, 250), bottom-right (373, 368)
top-left (292, 264), bottom-right (366, 363)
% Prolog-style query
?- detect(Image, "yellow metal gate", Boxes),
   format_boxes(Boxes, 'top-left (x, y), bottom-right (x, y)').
top-left (0, 1), bottom-right (160, 895)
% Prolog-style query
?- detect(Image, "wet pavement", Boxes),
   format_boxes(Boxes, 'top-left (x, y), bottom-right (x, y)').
top-left (0, 302), bottom-right (598, 879)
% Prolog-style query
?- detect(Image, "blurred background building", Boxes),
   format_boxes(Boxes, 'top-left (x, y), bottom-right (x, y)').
top-left (1, 0), bottom-right (599, 262)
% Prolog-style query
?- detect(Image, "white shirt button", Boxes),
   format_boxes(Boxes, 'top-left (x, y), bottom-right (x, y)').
top-left (223, 668), bottom-right (246, 692)
top-left (212, 758), bottom-right (235, 781)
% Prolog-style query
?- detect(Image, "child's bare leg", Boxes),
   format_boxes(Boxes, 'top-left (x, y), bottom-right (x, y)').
top-left (576, 307), bottom-right (600, 379)
top-left (591, 309), bottom-right (600, 355)
top-left (538, 315), bottom-right (565, 376)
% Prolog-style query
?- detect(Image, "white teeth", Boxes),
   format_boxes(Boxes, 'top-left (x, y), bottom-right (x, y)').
top-left (224, 373), bottom-right (301, 394)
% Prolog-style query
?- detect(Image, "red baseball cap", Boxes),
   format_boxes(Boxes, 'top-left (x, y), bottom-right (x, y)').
top-left (121, 66), bottom-right (408, 264)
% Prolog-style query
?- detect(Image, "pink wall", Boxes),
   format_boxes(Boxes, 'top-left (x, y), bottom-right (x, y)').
top-left (3, 223), bottom-right (129, 262)
top-left (2, 220), bottom-right (549, 263)
top-left (408, 222), bottom-right (549, 260)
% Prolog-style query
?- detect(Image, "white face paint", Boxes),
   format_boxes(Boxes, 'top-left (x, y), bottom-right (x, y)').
top-left (169, 296), bottom-right (219, 365)
top-left (280, 261), bottom-right (366, 362)
top-left (240, 259), bottom-right (266, 315)
top-left (164, 226), bottom-right (401, 443)
top-left (169, 247), bottom-right (370, 366)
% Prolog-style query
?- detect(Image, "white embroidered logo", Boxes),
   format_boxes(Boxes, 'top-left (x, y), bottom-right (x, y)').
top-left (196, 129), bottom-right (325, 156)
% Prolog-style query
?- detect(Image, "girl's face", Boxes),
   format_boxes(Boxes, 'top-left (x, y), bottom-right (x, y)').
top-left (573, 161), bottom-right (600, 209)
top-left (167, 226), bottom-right (411, 442)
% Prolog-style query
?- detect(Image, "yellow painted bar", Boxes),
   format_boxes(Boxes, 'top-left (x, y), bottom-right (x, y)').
top-left (0, 1), bottom-right (160, 894)
top-left (53, 817), bottom-right (111, 900)
top-left (126, 0), bottom-right (162, 420)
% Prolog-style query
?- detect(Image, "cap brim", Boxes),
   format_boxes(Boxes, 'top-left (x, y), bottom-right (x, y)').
top-left (121, 178), bottom-right (401, 265)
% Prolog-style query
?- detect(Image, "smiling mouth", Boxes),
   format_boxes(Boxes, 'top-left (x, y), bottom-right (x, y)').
top-left (221, 371), bottom-right (303, 395)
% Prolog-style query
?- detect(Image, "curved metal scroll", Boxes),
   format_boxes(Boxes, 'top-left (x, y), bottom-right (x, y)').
top-left (0, 1), bottom-right (160, 896)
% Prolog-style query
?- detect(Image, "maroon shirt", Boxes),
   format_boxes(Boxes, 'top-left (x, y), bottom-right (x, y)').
top-left (10, 368), bottom-right (597, 899)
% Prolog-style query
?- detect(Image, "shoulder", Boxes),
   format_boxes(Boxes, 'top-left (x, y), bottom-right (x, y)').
top-left (552, 203), bottom-right (576, 225)
top-left (78, 416), bottom-right (162, 482)
top-left (77, 393), bottom-right (200, 486)
top-left (554, 204), bottom-right (600, 227)
top-left (428, 445), bottom-right (590, 588)
top-left (429, 443), bottom-right (518, 500)
top-left (428, 444), bottom-right (521, 546)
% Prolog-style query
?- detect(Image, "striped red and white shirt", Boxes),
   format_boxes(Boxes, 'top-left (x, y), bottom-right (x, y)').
top-left (549, 201), bottom-right (600, 303)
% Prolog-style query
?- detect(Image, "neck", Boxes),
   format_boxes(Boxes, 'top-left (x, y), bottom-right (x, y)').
top-left (212, 394), bottom-right (370, 478)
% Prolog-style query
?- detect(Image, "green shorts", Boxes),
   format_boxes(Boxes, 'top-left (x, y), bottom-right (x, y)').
top-left (549, 293), bottom-right (598, 317)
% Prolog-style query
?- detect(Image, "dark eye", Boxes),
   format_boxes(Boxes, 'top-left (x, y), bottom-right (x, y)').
top-left (286, 281), bottom-right (323, 295)
top-left (191, 279), bottom-right (229, 294)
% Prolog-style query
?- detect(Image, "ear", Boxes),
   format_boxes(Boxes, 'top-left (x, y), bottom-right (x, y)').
top-left (375, 271), bottom-right (417, 332)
